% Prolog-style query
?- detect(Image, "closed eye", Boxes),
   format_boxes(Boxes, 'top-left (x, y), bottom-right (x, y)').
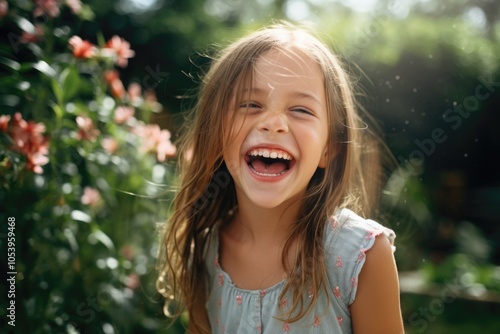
top-left (239, 102), bottom-right (261, 109)
top-left (291, 107), bottom-right (314, 116)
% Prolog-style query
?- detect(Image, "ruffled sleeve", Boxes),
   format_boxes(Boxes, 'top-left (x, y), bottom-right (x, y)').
top-left (324, 208), bottom-right (396, 312)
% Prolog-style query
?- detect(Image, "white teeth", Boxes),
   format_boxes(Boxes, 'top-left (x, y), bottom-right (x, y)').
top-left (248, 148), bottom-right (292, 160)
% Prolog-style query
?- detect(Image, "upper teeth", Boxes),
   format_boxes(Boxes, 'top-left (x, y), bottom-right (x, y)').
top-left (248, 148), bottom-right (292, 160)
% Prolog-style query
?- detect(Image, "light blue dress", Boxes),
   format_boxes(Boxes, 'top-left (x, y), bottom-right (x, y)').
top-left (205, 208), bottom-right (396, 334)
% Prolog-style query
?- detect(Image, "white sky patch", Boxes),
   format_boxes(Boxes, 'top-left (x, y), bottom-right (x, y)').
top-left (463, 6), bottom-right (487, 30)
top-left (121, 0), bottom-right (158, 12)
top-left (285, 0), bottom-right (312, 21)
top-left (342, 0), bottom-right (378, 13)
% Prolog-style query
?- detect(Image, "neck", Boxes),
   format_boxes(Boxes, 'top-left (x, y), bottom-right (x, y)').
top-left (229, 195), bottom-right (303, 245)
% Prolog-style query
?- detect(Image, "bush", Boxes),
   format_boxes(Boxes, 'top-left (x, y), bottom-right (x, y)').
top-left (0, 1), bottom-right (181, 332)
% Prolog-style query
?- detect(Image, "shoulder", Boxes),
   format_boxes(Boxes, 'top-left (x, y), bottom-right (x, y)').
top-left (327, 208), bottom-right (395, 249)
top-left (323, 208), bottom-right (396, 306)
top-left (349, 228), bottom-right (404, 333)
top-left (324, 208), bottom-right (396, 269)
top-left (323, 208), bottom-right (403, 333)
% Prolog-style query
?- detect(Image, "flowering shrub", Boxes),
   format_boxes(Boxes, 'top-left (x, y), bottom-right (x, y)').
top-left (0, 1), bottom-right (183, 332)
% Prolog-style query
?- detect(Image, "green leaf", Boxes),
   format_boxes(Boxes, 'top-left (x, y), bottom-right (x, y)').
top-left (64, 228), bottom-right (79, 252)
top-left (12, 15), bottom-right (36, 34)
top-left (51, 103), bottom-right (64, 119)
top-left (78, 4), bottom-right (96, 21)
top-left (50, 80), bottom-right (64, 105)
top-left (71, 210), bottom-right (92, 223)
top-left (0, 95), bottom-right (21, 107)
top-left (60, 67), bottom-right (80, 102)
top-left (0, 57), bottom-right (21, 71)
top-left (92, 230), bottom-right (115, 251)
top-left (32, 61), bottom-right (57, 78)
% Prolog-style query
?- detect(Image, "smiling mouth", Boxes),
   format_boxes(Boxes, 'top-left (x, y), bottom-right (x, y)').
top-left (245, 148), bottom-right (296, 176)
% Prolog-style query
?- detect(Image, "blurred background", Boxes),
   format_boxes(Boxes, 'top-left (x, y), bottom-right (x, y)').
top-left (0, 0), bottom-right (499, 333)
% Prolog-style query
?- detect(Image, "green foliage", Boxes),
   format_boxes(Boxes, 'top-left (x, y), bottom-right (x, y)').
top-left (0, 1), bottom-right (181, 332)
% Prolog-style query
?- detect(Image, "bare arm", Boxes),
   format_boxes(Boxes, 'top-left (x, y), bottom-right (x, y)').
top-left (350, 235), bottom-right (404, 334)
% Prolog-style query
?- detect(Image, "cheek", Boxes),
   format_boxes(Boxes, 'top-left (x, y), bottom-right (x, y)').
top-left (223, 127), bottom-right (245, 171)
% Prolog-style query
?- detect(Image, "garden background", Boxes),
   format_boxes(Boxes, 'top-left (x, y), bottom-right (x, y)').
top-left (0, 0), bottom-right (499, 333)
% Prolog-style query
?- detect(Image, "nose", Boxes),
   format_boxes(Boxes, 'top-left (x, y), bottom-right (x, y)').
top-left (258, 111), bottom-right (288, 134)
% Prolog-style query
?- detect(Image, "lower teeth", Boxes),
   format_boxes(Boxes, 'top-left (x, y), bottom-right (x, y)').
top-left (250, 167), bottom-right (288, 176)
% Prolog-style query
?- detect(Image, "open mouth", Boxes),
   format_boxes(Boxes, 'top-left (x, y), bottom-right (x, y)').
top-left (245, 148), bottom-right (296, 176)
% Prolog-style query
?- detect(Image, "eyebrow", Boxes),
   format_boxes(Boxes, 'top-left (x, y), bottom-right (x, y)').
top-left (241, 87), bottom-right (322, 105)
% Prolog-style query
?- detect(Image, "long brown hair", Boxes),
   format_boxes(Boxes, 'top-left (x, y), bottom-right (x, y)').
top-left (157, 22), bottom-right (384, 332)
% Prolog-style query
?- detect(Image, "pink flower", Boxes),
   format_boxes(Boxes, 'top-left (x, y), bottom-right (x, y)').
top-left (101, 137), bottom-right (118, 154)
top-left (156, 129), bottom-right (176, 162)
top-left (333, 286), bottom-right (341, 298)
top-left (0, 114), bottom-right (10, 132)
top-left (9, 113), bottom-right (49, 174)
top-left (0, 0), bottom-right (8, 18)
top-left (217, 274), bottom-right (224, 286)
top-left (144, 89), bottom-right (162, 112)
top-left (104, 70), bottom-right (125, 99)
top-left (336, 256), bottom-right (343, 268)
top-left (133, 124), bottom-right (176, 162)
top-left (125, 273), bottom-right (140, 290)
top-left (34, 0), bottom-right (61, 18)
top-left (144, 89), bottom-right (157, 103)
top-left (81, 186), bottom-right (101, 206)
top-left (27, 153), bottom-right (49, 174)
top-left (68, 35), bottom-right (97, 59)
top-left (113, 106), bottom-right (134, 124)
top-left (280, 296), bottom-right (288, 310)
top-left (105, 35), bottom-right (135, 68)
top-left (127, 83), bottom-right (142, 104)
top-left (65, 0), bottom-right (81, 14)
top-left (76, 116), bottom-right (99, 141)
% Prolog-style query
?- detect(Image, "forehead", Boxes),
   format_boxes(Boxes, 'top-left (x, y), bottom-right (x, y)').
top-left (252, 49), bottom-right (324, 87)
top-left (236, 49), bottom-right (327, 110)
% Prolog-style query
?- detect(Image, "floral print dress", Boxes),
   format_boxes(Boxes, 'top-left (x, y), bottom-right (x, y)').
top-left (205, 208), bottom-right (396, 334)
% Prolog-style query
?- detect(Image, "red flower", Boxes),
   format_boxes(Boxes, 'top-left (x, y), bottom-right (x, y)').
top-left (20, 25), bottom-right (44, 44)
top-left (104, 70), bottom-right (125, 99)
top-left (76, 116), bottom-right (99, 141)
top-left (9, 113), bottom-right (49, 174)
top-left (68, 35), bottom-right (97, 59)
top-left (0, 114), bottom-right (10, 132)
top-left (104, 36), bottom-right (135, 68)
top-left (34, 0), bottom-right (61, 18)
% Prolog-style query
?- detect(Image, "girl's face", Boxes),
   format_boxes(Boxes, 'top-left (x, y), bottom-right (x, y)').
top-left (223, 49), bottom-right (329, 210)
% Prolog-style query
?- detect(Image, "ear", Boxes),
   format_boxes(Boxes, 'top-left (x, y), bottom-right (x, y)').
top-left (318, 147), bottom-right (328, 168)
top-left (318, 143), bottom-right (339, 168)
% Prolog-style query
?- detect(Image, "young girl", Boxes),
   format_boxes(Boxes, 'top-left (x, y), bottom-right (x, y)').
top-left (157, 23), bottom-right (404, 334)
